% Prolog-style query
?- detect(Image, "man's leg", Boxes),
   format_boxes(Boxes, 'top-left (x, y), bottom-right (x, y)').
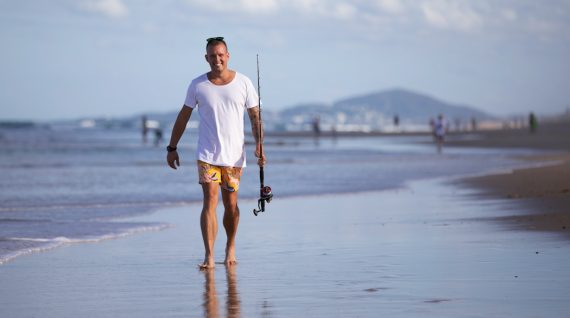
top-left (200, 182), bottom-right (219, 269)
top-left (221, 189), bottom-right (239, 266)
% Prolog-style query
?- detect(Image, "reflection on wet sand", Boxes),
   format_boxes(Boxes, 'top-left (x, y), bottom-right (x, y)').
top-left (226, 266), bottom-right (241, 317)
top-left (202, 269), bottom-right (219, 318)
top-left (202, 266), bottom-right (241, 318)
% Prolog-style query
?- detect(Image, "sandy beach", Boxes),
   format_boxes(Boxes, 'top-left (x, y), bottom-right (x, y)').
top-left (1, 119), bottom-right (570, 317)
top-left (446, 117), bottom-right (570, 151)
top-left (1, 181), bottom-right (570, 318)
top-left (458, 154), bottom-right (570, 235)
top-left (451, 118), bottom-right (570, 238)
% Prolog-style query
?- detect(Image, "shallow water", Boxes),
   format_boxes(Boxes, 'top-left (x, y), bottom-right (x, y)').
top-left (0, 127), bottom-right (539, 263)
top-left (0, 180), bottom-right (568, 317)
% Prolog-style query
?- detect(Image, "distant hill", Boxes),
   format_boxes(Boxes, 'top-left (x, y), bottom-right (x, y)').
top-left (41, 88), bottom-right (495, 133)
top-left (335, 89), bottom-right (492, 121)
top-left (273, 88), bottom-right (495, 132)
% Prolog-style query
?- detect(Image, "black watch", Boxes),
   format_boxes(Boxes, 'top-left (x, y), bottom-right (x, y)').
top-left (166, 145), bottom-right (177, 152)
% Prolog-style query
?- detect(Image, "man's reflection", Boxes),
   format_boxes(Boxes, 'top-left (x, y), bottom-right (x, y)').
top-left (202, 266), bottom-right (241, 318)
top-left (202, 269), bottom-right (219, 318)
top-left (225, 266), bottom-right (240, 317)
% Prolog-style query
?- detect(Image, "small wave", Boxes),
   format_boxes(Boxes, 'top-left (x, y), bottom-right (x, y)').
top-left (0, 163), bottom-right (72, 169)
top-left (0, 218), bottom-right (53, 223)
top-left (0, 200), bottom-right (197, 213)
top-left (0, 159), bottom-right (167, 170)
top-left (0, 223), bottom-right (172, 265)
top-left (1, 237), bottom-right (63, 243)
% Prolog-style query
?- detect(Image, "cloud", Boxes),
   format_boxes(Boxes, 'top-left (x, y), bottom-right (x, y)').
top-left (420, 0), bottom-right (483, 32)
top-left (186, 0), bottom-right (365, 20)
top-left (241, 0), bottom-right (279, 12)
top-left (330, 3), bottom-right (358, 20)
top-left (81, 0), bottom-right (128, 18)
top-left (186, 0), bottom-right (279, 13)
top-left (375, 0), bottom-right (405, 14)
top-left (180, 0), bottom-right (569, 40)
top-left (501, 9), bottom-right (517, 22)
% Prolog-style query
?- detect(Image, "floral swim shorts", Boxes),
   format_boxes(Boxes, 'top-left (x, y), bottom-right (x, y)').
top-left (197, 160), bottom-right (243, 192)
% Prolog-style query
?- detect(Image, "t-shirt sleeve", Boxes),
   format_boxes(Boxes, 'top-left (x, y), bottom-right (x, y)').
top-left (244, 77), bottom-right (259, 109)
top-left (184, 81), bottom-right (198, 108)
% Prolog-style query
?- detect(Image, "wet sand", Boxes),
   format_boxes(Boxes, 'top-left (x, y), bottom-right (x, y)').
top-left (445, 117), bottom-right (570, 151)
top-left (451, 118), bottom-right (570, 238)
top-left (1, 118), bottom-right (569, 317)
top-left (1, 179), bottom-right (569, 317)
top-left (458, 154), bottom-right (570, 235)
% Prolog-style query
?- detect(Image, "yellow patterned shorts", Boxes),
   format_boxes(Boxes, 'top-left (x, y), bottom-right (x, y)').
top-left (197, 160), bottom-right (242, 192)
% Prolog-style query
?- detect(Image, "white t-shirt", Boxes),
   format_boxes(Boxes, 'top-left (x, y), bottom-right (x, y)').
top-left (184, 72), bottom-right (258, 167)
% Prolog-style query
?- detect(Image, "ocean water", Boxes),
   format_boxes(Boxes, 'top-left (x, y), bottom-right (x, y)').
top-left (0, 126), bottom-right (537, 264)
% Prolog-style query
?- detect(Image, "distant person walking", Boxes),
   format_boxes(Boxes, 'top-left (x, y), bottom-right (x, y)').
top-left (154, 127), bottom-right (163, 146)
top-left (393, 114), bottom-right (400, 132)
top-left (312, 115), bottom-right (321, 145)
top-left (433, 114), bottom-right (448, 153)
top-left (529, 112), bottom-right (538, 133)
top-left (141, 115), bottom-right (149, 144)
top-left (166, 37), bottom-right (265, 269)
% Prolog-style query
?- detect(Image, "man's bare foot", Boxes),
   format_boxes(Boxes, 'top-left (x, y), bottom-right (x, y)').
top-left (199, 256), bottom-right (215, 270)
top-left (224, 247), bottom-right (237, 266)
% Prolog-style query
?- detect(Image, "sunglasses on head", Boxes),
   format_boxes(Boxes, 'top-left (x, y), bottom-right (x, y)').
top-left (206, 37), bottom-right (224, 42)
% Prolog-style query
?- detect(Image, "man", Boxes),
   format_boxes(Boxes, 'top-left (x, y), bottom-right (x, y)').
top-left (166, 37), bottom-right (265, 269)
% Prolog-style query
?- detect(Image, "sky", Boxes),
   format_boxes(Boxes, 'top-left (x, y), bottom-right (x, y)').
top-left (1, 0), bottom-right (569, 121)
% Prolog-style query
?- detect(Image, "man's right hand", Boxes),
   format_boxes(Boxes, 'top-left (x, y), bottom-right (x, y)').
top-left (255, 144), bottom-right (266, 167)
top-left (167, 151), bottom-right (180, 170)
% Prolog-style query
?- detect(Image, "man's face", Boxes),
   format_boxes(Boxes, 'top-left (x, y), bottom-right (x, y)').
top-left (205, 43), bottom-right (229, 72)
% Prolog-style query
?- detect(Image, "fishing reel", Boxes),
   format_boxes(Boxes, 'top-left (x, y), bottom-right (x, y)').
top-left (253, 185), bottom-right (273, 216)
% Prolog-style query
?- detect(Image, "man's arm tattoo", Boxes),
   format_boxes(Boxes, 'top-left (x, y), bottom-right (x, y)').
top-left (248, 106), bottom-right (263, 143)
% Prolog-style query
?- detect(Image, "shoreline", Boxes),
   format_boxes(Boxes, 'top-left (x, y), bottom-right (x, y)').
top-left (1, 119), bottom-right (568, 265)
top-left (2, 120), bottom-right (570, 316)
top-left (2, 174), bottom-right (569, 317)
top-left (444, 118), bottom-right (570, 151)
top-left (456, 154), bottom-right (570, 237)
top-left (448, 118), bottom-right (570, 238)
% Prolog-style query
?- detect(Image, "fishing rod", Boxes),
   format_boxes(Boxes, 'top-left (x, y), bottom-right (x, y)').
top-left (253, 54), bottom-right (273, 216)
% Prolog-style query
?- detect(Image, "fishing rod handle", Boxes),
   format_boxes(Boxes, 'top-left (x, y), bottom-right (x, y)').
top-left (259, 166), bottom-right (264, 187)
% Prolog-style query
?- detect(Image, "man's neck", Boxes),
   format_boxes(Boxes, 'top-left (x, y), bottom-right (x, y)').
top-left (208, 69), bottom-right (235, 85)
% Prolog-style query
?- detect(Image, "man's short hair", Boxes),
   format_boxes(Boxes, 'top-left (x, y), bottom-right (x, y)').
top-left (206, 37), bottom-right (228, 50)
